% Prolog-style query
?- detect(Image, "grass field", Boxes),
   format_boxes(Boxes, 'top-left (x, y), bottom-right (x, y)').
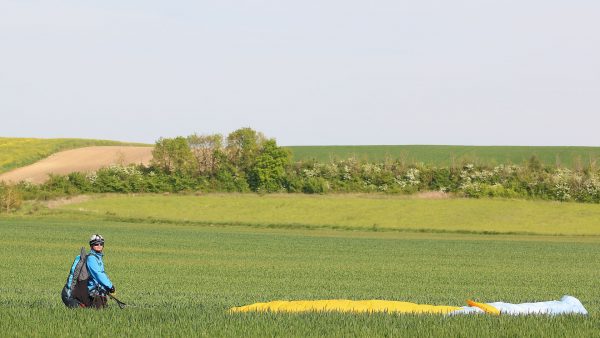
top-left (0, 207), bottom-right (598, 337)
top-left (286, 145), bottom-right (600, 168)
top-left (0, 137), bottom-right (150, 174)
top-left (59, 194), bottom-right (600, 235)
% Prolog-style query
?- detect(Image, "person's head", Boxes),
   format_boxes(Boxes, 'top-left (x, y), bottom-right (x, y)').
top-left (89, 234), bottom-right (105, 253)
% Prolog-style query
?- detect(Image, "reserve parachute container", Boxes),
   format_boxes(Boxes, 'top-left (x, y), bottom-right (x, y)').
top-left (61, 247), bottom-right (90, 308)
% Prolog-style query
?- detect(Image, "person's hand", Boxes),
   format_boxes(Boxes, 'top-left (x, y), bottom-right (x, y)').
top-left (109, 286), bottom-right (115, 294)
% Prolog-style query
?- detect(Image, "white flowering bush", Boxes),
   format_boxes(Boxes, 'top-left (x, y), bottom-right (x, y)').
top-left (460, 164), bottom-right (496, 184)
top-left (394, 168), bottom-right (421, 189)
top-left (91, 165), bottom-right (146, 192)
top-left (342, 165), bottom-right (352, 181)
top-left (303, 168), bottom-right (317, 178)
top-left (323, 163), bottom-right (339, 179)
top-left (572, 172), bottom-right (600, 202)
top-left (405, 168), bottom-right (420, 185)
top-left (554, 182), bottom-right (572, 201)
top-left (394, 176), bottom-right (407, 189)
top-left (460, 181), bottom-right (482, 197)
top-left (86, 172), bottom-right (98, 184)
top-left (583, 176), bottom-right (600, 200)
top-left (360, 163), bottom-right (382, 176)
top-left (551, 169), bottom-right (573, 201)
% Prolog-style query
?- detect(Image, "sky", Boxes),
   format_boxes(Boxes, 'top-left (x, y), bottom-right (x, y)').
top-left (1, 0), bottom-right (599, 146)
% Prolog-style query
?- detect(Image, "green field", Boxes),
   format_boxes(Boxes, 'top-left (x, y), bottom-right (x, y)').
top-left (0, 194), bottom-right (599, 336)
top-left (0, 207), bottom-right (598, 337)
top-left (0, 137), bottom-right (150, 174)
top-left (286, 145), bottom-right (600, 167)
top-left (60, 194), bottom-right (600, 235)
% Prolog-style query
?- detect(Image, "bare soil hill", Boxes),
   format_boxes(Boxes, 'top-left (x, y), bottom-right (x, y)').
top-left (0, 146), bottom-right (153, 184)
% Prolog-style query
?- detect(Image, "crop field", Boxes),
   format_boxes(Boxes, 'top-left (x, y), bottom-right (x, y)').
top-left (286, 145), bottom-right (600, 167)
top-left (0, 137), bottom-right (149, 174)
top-left (1, 195), bottom-right (599, 337)
top-left (60, 194), bottom-right (600, 235)
top-left (0, 214), bottom-right (598, 337)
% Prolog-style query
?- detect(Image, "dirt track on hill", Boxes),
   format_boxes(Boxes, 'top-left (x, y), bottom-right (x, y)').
top-left (0, 146), bottom-right (153, 184)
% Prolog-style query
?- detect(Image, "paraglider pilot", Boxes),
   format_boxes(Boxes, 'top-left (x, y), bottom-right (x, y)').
top-left (61, 234), bottom-right (115, 308)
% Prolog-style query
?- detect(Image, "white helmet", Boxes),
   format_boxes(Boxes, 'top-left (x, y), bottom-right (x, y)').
top-left (89, 234), bottom-right (105, 246)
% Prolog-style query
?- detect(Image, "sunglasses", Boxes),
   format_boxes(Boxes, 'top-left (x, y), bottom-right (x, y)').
top-left (92, 242), bottom-right (105, 246)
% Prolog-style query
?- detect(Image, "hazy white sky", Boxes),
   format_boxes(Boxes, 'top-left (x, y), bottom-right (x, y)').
top-left (1, 0), bottom-right (599, 145)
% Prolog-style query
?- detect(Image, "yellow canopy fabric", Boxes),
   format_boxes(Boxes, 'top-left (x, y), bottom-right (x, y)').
top-left (467, 299), bottom-right (501, 315)
top-left (229, 299), bottom-right (461, 314)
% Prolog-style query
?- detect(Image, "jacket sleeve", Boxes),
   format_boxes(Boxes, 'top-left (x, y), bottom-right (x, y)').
top-left (87, 255), bottom-right (113, 290)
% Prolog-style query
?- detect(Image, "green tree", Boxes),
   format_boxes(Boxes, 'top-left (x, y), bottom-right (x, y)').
top-left (187, 133), bottom-right (224, 176)
top-left (151, 137), bottom-right (197, 175)
top-left (248, 139), bottom-right (291, 192)
top-left (226, 128), bottom-right (266, 173)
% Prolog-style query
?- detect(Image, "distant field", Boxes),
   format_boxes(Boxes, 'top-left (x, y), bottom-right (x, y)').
top-left (286, 145), bottom-right (600, 167)
top-left (0, 146), bottom-right (154, 184)
top-left (59, 194), bottom-right (600, 235)
top-left (0, 137), bottom-right (150, 174)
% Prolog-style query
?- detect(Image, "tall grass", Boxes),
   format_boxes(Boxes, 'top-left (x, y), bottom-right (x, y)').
top-left (286, 145), bottom-right (600, 168)
top-left (59, 194), bottom-right (600, 235)
top-left (0, 137), bottom-right (150, 174)
top-left (0, 215), bottom-right (598, 337)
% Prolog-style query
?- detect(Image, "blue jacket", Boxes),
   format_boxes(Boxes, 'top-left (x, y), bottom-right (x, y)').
top-left (86, 251), bottom-right (113, 292)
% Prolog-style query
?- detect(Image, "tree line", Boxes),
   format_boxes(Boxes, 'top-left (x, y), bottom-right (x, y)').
top-left (1, 127), bottom-right (600, 213)
top-left (151, 128), bottom-right (290, 192)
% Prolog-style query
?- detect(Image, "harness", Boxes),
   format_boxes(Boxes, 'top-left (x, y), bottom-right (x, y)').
top-left (70, 247), bottom-right (90, 290)
top-left (63, 247), bottom-right (114, 309)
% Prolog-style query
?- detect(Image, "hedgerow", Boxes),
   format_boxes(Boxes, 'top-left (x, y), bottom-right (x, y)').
top-left (3, 128), bottom-right (600, 212)
top-left (9, 159), bottom-right (600, 205)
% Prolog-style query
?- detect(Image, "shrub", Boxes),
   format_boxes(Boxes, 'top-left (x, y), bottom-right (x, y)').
top-left (45, 174), bottom-right (79, 195)
top-left (302, 177), bottom-right (329, 194)
top-left (248, 140), bottom-right (290, 192)
top-left (212, 166), bottom-right (250, 192)
top-left (479, 183), bottom-right (520, 198)
top-left (67, 172), bottom-right (92, 192)
top-left (428, 168), bottom-right (453, 191)
top-left (0, 183), bottom-right (23, 213)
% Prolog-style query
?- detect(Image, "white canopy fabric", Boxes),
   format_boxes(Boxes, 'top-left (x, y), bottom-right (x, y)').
top-left (452, 295), bottom-right (588, 315)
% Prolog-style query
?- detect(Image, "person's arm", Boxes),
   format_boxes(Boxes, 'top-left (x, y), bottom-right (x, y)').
top-left (86, 256), bottom-right (113, 290)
